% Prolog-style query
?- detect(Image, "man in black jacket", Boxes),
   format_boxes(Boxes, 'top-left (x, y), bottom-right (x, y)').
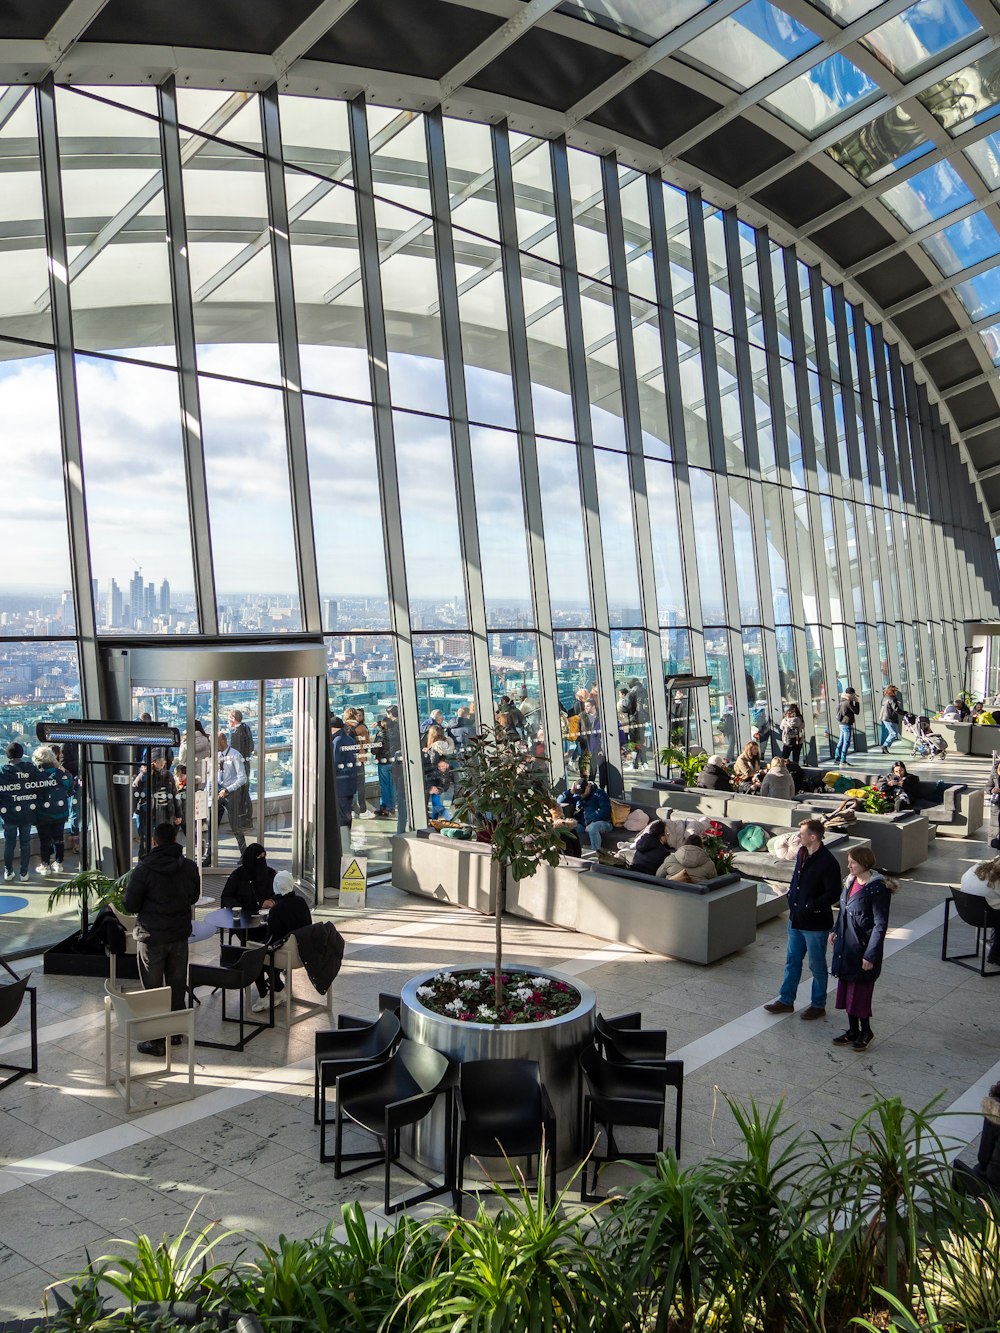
top-left (764, 819), bottom-right (841, 1021)
top-left (124, 821), bottom-right (200, 1054)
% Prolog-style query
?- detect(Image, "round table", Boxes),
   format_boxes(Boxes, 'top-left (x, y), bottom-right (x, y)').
top-left (203, 906), bottom-right (266, 945)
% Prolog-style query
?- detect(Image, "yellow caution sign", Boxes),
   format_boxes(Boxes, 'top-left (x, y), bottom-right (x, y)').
top-left (340, 854), bottom-right (368, 908)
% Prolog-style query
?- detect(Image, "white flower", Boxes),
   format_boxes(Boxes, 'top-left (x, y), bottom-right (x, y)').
top-left (459, 978), bottom-right (480, 990)
top-left (445, 999), bottom-right (464, 1015)
top-left (529, 976), bottom-right (550, 988)
top-left (513, 986), bottom-right (534, 1002)
top-left (433, 970), bottom-right (453, 983)
top-left (415, 986), bottom-right (434, 999)
top-left (477, 1005), bottom-right (497, 1020)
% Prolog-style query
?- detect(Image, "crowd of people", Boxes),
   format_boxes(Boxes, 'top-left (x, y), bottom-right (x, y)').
top-left (0, 740), bottom-right (78, 882)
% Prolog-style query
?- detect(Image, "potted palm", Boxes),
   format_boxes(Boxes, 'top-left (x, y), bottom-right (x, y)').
top-left (43, 869), bottom-right (133, 978)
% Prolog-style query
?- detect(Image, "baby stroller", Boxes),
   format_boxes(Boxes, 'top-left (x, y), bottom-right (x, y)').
top-left (902, 713), bottom-right (948, 759)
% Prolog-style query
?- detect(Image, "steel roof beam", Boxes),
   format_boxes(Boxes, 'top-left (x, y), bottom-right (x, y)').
top-left (273, 0), bottom-right (361, 80)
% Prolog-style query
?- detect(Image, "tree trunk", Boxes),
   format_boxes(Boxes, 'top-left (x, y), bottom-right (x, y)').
top-left (495, 860), bottom-right (506, 1009)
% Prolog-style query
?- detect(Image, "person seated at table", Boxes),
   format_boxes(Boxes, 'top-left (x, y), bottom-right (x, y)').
top-left (877, 760), bottom-right (919, 810)
top-left (630, 819), bottom-right (672, 875)
top-left (252, 870), bottom-right (313, 1012)
top-left (221, 842), bottom-right (278, 915)
top-left (758, 756), bottom-right (795, 800)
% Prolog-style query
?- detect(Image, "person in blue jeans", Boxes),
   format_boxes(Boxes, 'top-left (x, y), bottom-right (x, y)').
top-left (1, 742), bottom-right (41, 882)
top-left (558, 777), bottom-right (613, 853)
top-left (834, 688), bottom-right (860, 764)
top-left (764, 819), bottom-right (842, 1021)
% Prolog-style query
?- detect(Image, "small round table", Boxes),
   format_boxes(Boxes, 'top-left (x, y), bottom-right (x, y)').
top-left (204, 906), bottom-right (266, 946)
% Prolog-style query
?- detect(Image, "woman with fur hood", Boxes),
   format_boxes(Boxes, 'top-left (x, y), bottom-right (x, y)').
top-left (656, 834), bottom-right (718, 883)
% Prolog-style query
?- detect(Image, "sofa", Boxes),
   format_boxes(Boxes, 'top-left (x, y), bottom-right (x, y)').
top-left (390, 831), bottom-right (760, 965)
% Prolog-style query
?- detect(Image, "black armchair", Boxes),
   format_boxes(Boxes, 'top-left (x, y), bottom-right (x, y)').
top-left (942, 889), bottom-right (1000, 976)
top-left (455, 1058), bottom-right (556, 1216)
top-left (187, 945), bottom-right (273, 1050)
top-left (315, 1009), bottom-right (402, 1152)
top-left (334, 1038), bottom-right (457, 1212)
top-left (0, 960), bottom-right (37, 1092)
top-left (335, 993), bottom-right (402, 1032)
top-left (595, 1011), bottom-right (668, 1062)
top-left (579, 1042), bottom-right (684, 1202)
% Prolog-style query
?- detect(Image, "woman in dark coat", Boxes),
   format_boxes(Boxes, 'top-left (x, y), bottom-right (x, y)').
top-left (697, 755), bottom-right (733, 791)
top-left (878, 760), bottom-right (919, 810)
top-left (630, 820), bottom-right (671, 876)
top-left (830, 845), bottom-right (895, 1051)
top-left (222, 842), bottom-right (278, 914)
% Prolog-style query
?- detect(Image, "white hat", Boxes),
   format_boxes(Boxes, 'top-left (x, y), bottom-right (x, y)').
top-left (272, 871), bottom-right (294, 895)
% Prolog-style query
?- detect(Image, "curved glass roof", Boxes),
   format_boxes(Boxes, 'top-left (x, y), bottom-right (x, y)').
top-left (0, 0), bottom-right (999, 515)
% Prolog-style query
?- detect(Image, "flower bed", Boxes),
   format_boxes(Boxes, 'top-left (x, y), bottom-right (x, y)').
top-left (414, 967), bottom-right (581, 1025)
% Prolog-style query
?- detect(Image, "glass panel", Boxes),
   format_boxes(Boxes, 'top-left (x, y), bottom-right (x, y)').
top-left (370, 110), bottom-right (449, 416)
top-left (827, 109), bottom-right (932, 184)
top-left (56, 87), bottom-right (175, 366)
top-left (743, 627), bottom-right (774, 755)
top-left (978, 319), bottom-right (1000, 364)
top-left (393, 411), bottom-right (468, 628)
top-left (807, 0), bottom-right (885, 24)
top-left (327, 635), bottom-right (400, 866)
top-left (489, 631), bottom-right (543, 749)
top-left (646, 459), bottom-right (687, 626)
top-left (964, 128), bottom-right (1000, 188)
top-left (612, 630), bottom-right (653, 777)
top-left (820, 495), bottom-right (844, 621)
top-left (557, 0), bottom-right (711, 45)
top-left (537, 438), bottom-right (591, 626)
top-left (661, 627), bottom-right (692, 676)
top-left (919, 48), bottom-right (1000, 136)
top-left (678, 0), bottom-right (820, 92)
top-left (279, 94), bottom-right (372, 399)
top-left (730, 478), bottom-right (761, 623)
top-left (413, 631), bottom-right (474, 818)
top-left (182, 119), bottom-right (283, 387)
top-left (595, 450), bottom-right (642, 626)
top-left (0, 88), bottom-right (51, 345)
top-left (76, 356), bottom-right (196, 632)
top-left (471, 426), bottom-right (533, 629)
top-left (0, 350), bottom-right (73, 627)
top-left (880, 159), bottom-right (974, 229)
top-left (763, 54), bottom-right (879, 137)
top-left (922, 211), bottom-right (1000, 276)
top-left (763, 487), bottom-right (790, 622)
top-left (806, 623), bottom-right (830, 739)
top-left (0, 641), bottom-right (81, 738)
top-left (690, 469), bottom-right (726, 623)
top-left (705, 629), bottom-right (734, 756)
top-left (862, 0), bottom-right (980, 82)
top-left (554, 630), bottom-right (600, 783)
top-left (303, 395), bottom-right (390, 631)
top-left (955, 262), bottom-right (1000, 320)
top-left (793, 490), bottom-right (820, 622)
top-left (199, 375), bottom-right (301, 630)
top-left (775, 625), bottom-right (799, 708)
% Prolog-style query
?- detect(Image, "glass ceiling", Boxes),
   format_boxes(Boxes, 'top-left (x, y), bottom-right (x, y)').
top-left (546, 0), bottom-right (1000, 462)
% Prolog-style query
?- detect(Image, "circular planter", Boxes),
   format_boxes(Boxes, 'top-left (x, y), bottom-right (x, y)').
top-left (401, 964), bottom-right (596, 1171)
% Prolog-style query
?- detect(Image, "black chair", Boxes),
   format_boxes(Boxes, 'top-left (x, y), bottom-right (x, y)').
top-left (942, 889), bottom-right (1000, 976)
top-left (455, 1058), bottom-right (556, 1217)
top-left (334, 1038), bottom-right (457, 1213)
top-left (336, 992), bottom-right (402, 1033)
top-left (187, 945), bottom-right (274, 1050)
top-left (579, 1042), bottom-right (684, 1202)
top-left (0, 960), bottom-right (37, 1092)
top-left (316, 1010), bottom-right (402, 1149)
top-left (595, 1011), bottom-right (667, 1062)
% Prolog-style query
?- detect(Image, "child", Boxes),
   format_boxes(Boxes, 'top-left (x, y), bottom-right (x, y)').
top-left (428, 758), bottom-right (454, 820)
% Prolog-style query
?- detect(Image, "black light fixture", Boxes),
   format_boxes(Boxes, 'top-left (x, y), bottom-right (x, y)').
top-left (36, 720), bottom-right (180, 747)
top-left (663, 675), bottom-right (713, 781)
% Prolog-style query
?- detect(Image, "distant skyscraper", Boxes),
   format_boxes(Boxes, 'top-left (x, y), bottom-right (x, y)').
top-left (129, 570), bottom-right (144, 628)
top-left (91, 578), bottom-right (98, 616)
top-left (323, 598), bottom-right (338, 631)
top-left (145, 582), bottom-right (155, 621)
top-left (106, 578), bottom-right (122, 628)
top-left (159, 580), bottom-right (170, 617)
top-left (60, 589), bottom-right (75, 632)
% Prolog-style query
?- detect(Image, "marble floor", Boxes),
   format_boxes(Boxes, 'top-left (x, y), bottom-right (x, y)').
top-left (1, 755), bottom-right (999, 1319)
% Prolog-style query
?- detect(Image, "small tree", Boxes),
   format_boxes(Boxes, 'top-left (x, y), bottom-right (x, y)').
top-left (452, 728), bottom-right (565, 1010)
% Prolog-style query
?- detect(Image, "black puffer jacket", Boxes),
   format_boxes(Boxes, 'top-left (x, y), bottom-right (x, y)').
top-left (294, 922), bottom-right (346, 994)
top-left (124, 842), bottom-right (200, 944)
top-left (975, 1093), bottom-right (1000, 1191)
top-left (831, 873), bottom-right (892, 983)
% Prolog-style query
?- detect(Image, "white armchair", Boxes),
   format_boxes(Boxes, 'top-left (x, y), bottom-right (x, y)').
top-left (104, 981), bottom-right (196, 1113)
top-left (270, 932), bottom-right (334, 1029)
